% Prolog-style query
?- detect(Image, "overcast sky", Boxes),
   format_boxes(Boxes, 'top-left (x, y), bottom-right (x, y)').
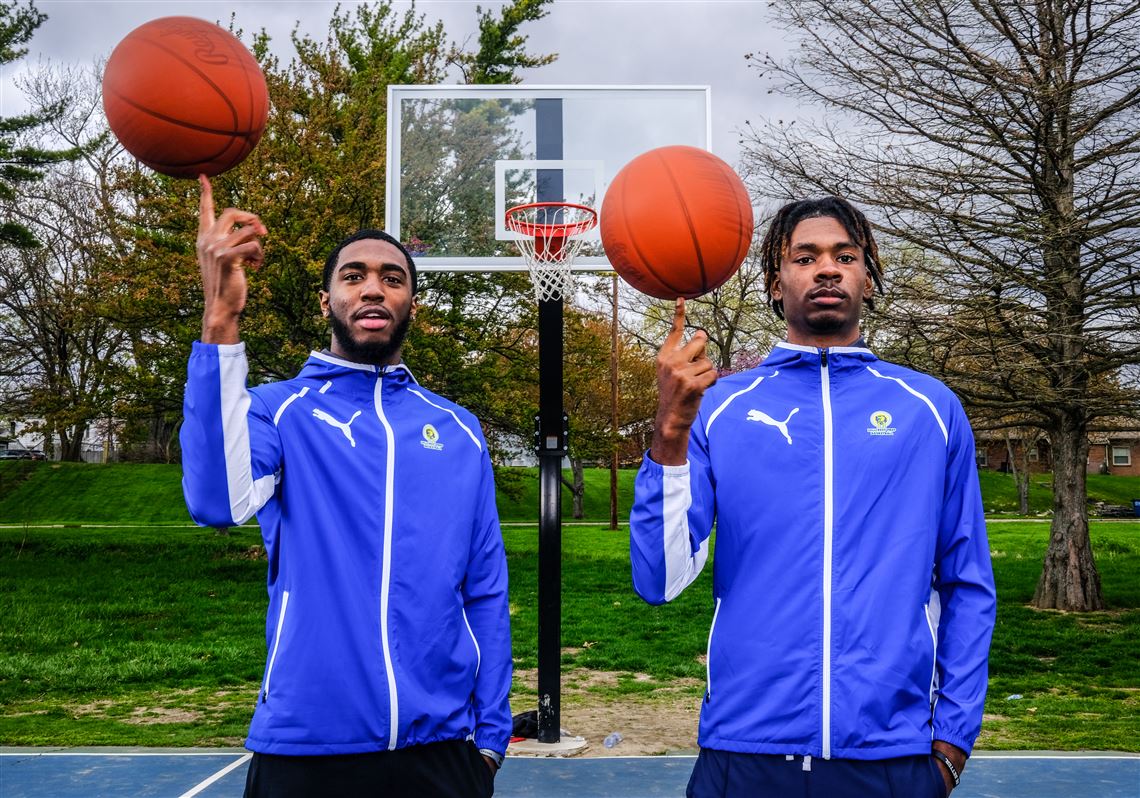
top-left (0, 0), bottom-right (795, 167)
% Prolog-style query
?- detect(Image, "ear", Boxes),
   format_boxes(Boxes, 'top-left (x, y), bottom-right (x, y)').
top-left (861, 265), bottom-right (874, 301)
top-left (319, 289), bottom-right (330, 318)
top-left (410, 295), bottom-right (419, 319)
top-left (771, 270), bottom-right (783, 303)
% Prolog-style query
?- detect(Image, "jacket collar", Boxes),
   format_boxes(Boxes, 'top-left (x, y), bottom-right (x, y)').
top-left (763, 339), bottom-right (877, 370)
top-left (300, 350), bottom-right (418, 383)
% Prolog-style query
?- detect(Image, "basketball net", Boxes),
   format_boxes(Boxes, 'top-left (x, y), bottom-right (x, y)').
top-left (505, 202), bottom-right (598, 303)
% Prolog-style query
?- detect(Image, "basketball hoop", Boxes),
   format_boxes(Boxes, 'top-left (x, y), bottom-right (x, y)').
top-left (505, 202), bottom-right (598, 303)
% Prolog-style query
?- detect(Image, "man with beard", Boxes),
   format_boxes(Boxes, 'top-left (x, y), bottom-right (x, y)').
top-left (181, 177), bottom-right (511, 798)
top-left (630, 197), bottom-right (995, 797)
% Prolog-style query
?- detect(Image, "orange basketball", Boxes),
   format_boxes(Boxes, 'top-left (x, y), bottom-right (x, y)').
top-left (102, 17), bottom-right (269, 178)
top-left (600, 145), bottom-right (753, 299)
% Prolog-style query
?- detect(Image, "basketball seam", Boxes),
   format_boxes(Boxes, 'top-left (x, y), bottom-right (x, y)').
top-left (616, 169), bottom-right (687, 297)
top-left (221, 25), bottom-right (267, 134)
top-left (132, 35), bottom-right (243, 129)
top-left (717, 160), bottom-right (750, 284)
top-left (658, 150), bottom-right (708, 293)
top-left (109, 92), bottom-right (253, 138)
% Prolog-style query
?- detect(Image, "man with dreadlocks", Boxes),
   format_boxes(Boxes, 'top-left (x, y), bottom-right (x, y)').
top-left (630, 196), bottom-right (996, 797)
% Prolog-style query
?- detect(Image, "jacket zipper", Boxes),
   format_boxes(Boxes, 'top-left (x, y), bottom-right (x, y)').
top-left (262, 589), bottom-right (290, 701)
top-left (821, 349), bottom-right (834, 759)
top-left (705, 596), bottom-right (722, 700)
top-left (374, 372), bottom-right (400, 750)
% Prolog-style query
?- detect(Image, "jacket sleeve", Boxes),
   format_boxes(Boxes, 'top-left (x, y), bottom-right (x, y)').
top-left (180, 341), bottom-right (282, 527)
top-left (629, 410), bottom-right (716, 605)
top-left (461, 445), bottom-right (513, 755)
top-left (932, 398), bottom-right (997, 755)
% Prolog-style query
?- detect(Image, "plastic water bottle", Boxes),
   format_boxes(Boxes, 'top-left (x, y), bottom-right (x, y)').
top-left (603, 732), bottom-right (623, 748)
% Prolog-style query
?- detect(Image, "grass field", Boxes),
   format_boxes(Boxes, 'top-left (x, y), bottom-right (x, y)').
top-left (1, 520), bottom-right (1137, 750)
top-left (2, 461), bottom-right (1138, 523)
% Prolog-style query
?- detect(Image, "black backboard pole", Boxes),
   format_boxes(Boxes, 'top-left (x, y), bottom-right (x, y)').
top-left (534, 98), bottom-right (564, 744)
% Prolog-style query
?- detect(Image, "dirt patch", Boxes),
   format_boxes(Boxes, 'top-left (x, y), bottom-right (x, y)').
top-left (557, 696), bottom-right (701, 756)
top-left (511, 668), bottom-right (703, 757)
top-left (124, 707), bottom-right (204, 725)
top-left (69, 700), bottom-right (117, 717)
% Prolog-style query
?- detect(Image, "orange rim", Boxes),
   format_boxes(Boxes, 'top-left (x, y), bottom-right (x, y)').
top-left (505, 202), bottom-right (597, 238)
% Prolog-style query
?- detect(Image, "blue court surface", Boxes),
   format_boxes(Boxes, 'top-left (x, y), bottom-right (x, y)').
top-left (1, 749), bottom-right (1137, 797)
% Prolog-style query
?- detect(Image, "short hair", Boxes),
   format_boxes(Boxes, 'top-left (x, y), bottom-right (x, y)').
top-left (322, 229), bottom-right (418, 294)
top-left (759, 196), bottom-right (884, 319)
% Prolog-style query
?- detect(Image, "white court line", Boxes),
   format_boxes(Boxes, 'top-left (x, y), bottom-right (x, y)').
top-left (970, 753), bottom-right (1139, 759)
top-left (177, 753), bottom-right (252, 798)
top-left (0, 751), bottom-right (247, 756)
top-left (551, 754), bottom-right (1138, 760)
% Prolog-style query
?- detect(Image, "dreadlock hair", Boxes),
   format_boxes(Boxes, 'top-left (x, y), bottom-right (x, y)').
top-left (759, 196), bottom-right (884, 320)
top-left (322, 229), bottom-right (418, 295)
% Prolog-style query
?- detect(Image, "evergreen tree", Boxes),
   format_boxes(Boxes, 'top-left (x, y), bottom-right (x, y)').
top-left (0, 0), bottom-right (79, 248)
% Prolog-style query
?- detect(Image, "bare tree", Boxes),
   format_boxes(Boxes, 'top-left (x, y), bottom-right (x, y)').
top-left (621, 252), bottom-right (783, 373)
top-left (0, 166), bottom-right (131, 460)
top-left (742, 0), bottom-right (1140, 610)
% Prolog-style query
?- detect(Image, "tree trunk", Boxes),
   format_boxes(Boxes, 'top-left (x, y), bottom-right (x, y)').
top-left (561, 458), bottom-right (585, 520)
top-left (58, 424), bottom-right (86, 462)
top-left (1032, 417), bottom-right (1104, 611)
top-left (1004, 434), bottom-right (1031, 515)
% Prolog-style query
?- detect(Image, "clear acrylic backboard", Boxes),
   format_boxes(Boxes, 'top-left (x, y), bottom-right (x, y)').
top-left (385, 85), bottom-right (711, 272)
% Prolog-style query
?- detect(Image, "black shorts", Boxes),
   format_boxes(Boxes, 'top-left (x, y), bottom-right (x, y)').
top-left (687, 749), bottom-right (948, 798)
top-left (242, 739), bottom-right (495, 798)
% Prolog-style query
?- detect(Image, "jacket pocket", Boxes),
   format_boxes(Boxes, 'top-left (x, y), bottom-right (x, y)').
top-left (262, 589), bottom-right (291, 701)
top-left (705, 596), bottom-right (723, 700)
top-left (461, 605), bottom-right (482, 680)
top-left (924, 596), bottom-right (940, 707)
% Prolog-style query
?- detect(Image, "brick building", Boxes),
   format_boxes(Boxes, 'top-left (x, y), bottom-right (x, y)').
top-left (974, 424), bottom-right (1140, 477)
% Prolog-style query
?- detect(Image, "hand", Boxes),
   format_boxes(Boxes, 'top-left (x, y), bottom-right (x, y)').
top-left (481, 754), bottom-right (499, 776)
top-left (934, 757), bottom-right (954, 794)
top-left (649, 298), bottom-right (717, 465)
top-left (932, 740), bottom-right (966, 795)
top-left (196, 174), bottom-right (266, 343)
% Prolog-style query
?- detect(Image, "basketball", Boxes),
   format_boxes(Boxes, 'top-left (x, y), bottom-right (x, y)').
top-left (102, 17), bottom-right (269, 178)
top-left (600, 145), bottom-right (753, 299)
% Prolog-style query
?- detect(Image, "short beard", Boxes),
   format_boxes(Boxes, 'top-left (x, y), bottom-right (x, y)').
top-left (805, 313), bottom-right (847, 335)
top-left (327, 309), bottom-right (412, 366)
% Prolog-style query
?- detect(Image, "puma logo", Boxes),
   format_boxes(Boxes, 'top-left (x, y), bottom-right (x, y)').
top-left (312, 408), bottom-right (362, 447)
top-left (746, 407), bottom-right (800, 445)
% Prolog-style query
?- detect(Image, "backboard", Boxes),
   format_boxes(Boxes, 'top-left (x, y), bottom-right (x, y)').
top-left (386, 85), bottom-right (711, 272)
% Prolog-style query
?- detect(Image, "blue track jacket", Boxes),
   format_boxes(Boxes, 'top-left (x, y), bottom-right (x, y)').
top-left (631, 343), bottom-right (996, 760)
top-left (181, 343), bottom-right (512, 757)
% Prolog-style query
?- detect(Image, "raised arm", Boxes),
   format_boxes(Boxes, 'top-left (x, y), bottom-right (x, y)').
top-left (196, 174), bottom-right (266, 343)
top-left (649, 298), bottom-right (719, 465)
top-left (631, 299), bottom-right (719, 604)
top-left (181, 176), bottom-right (279, 528)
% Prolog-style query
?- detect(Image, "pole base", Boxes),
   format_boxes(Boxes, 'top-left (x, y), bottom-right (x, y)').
top-left (508, 735), bottom-right (588, 757)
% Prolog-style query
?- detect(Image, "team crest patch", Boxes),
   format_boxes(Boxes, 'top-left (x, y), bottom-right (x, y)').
top-left (867, 410), bottom-right (896, 437)
top-left (421, 423), bottom-right (444, 451)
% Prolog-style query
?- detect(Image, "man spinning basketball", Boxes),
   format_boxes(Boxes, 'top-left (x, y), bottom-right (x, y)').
top-left (631, 196), bottom-right (996, 797)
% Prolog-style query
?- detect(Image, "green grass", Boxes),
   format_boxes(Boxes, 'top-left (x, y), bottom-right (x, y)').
top-left (1, 521), bottom-right (1137, 749)
top-left (5, 461), bottom-right (1138, 524)
top-left (495, 467), bottom-right (638, 522)
top-left (0, 462), bottom-right (193, 525)
top-left (0, 461), bottom-right (642, 525)
top-left (977, 470), bottom-right (1140, 515)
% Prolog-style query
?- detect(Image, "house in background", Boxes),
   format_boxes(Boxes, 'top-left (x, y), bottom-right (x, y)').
top-left (974, 421), bottom-right (1140, 477)
top-left (1087, 429), bottom-right (1140, 477)
top-left (974, 429), bottom-right (1051, 474)
top-left (0, 419), bottom-right (107, 463)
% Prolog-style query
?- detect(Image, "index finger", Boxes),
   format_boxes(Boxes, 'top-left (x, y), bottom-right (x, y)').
top-left (664, 297), bottom-right (687, 346)
top-left (198, 174), bottom-right (215, 237)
